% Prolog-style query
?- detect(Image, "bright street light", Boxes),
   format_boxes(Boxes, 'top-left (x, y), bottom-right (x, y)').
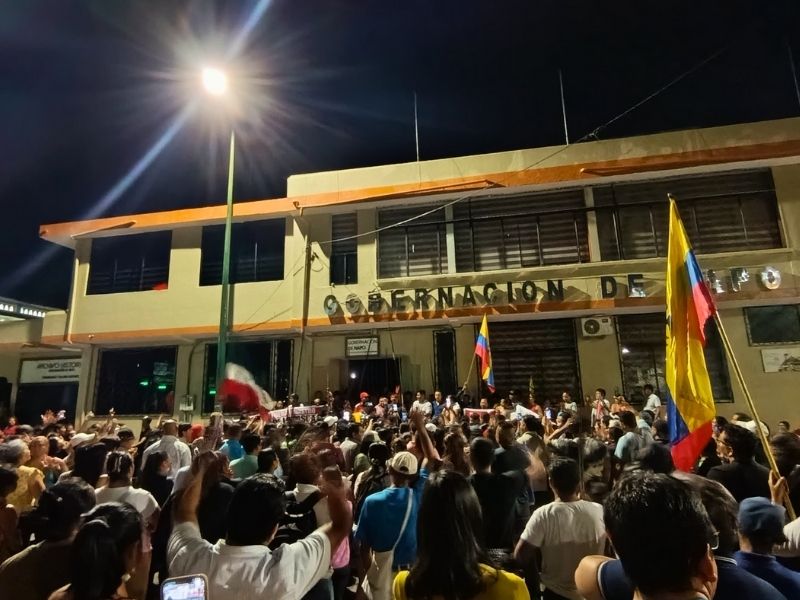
top-left (202, 67), bottom-right (228, 96)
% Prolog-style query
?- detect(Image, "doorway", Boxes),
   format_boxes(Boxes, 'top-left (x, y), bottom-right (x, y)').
top-left (347, 358), bottom-right (400, 401)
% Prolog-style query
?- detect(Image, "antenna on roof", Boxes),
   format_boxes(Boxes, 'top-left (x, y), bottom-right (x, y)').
top-left (414, 91), bottom-right (421, 162)
top-left (559, 69), bottom-right (570, 145)
top-left (786, 38), bottom-right (800, 113)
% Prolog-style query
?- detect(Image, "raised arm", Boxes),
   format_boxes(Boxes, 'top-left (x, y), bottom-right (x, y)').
top-left (409, 410), bottom-right (441, 469)
top-left (320, 467), bottom-right (353, 552)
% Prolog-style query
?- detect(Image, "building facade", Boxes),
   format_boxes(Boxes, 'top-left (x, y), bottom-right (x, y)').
top-left (4, 117), bottom-right (800, 428)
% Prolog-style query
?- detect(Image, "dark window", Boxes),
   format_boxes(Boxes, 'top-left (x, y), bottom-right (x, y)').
top-left (377, 205), bottom-right (447, 278)
top-left (595, 170), bottom-right (782, 260)
top-left (617, 313), bottom-right (732, 404)
top-left (488, 319), bottom-right (581, 403)
top-left (433, 329), bottom-right (457, 395)
top-left (454, 190), bottom-right (589, 272)
top-left (203, 339), bottom-right (293, 413)
top-left (745, 305), bottom-right (800, 345)
top-left (330, 214), bottom-right (358, 285)
top-left (200, 220), bottom-right (285, 285)
top-left (87, 232), bottom-right (171, 295)
top-left (95, 347), bottom-right (176, 415)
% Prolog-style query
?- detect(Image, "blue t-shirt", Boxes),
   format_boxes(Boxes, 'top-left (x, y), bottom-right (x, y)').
top-left (735, 551), bottom-right (800, 599)
top-left (599, 555), bottom-right (786, 600)
top-left (219, 439), bottom-right (244, 461)
top-left (355, 469), bottom-right (428, 568)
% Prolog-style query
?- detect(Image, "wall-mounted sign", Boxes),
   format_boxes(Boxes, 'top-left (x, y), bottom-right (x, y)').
top-left (346, 336), bottom-right (380, 357)
top-left (20, 358), bottom-right (82, 384)
top-left (761, 348), bottom-right (800, 373)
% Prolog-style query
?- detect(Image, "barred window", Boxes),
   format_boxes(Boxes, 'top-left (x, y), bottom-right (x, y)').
top-left (377, 205), bottom-right (447, 278)
top-left (87, 232), bottom-right (171, 295)
top-left (595, 170), bottom-right (782, 260)
top-left (330, 214), bottom-right (358, 285)
top-left (200, 220), bottom-right (285, 285)
top-left (617, 313), bottom-right (732, 404)
top-left (95, 347), bottom-right (176, 414)
top-left (454, 190), bottom-right (589, 272)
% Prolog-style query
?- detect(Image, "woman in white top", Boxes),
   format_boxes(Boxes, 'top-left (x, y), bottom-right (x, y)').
top-left (95, 451), bottom-right (159, 600)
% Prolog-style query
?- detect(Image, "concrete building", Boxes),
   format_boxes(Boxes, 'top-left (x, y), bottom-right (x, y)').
top-left (4, 116), bottom-right (800, 428)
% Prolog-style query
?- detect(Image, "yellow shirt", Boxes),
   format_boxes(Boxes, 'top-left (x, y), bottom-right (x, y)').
top-left (7, 466), bottom-right (43, 513)
top-left (393, 564), bottom-right (530, 600)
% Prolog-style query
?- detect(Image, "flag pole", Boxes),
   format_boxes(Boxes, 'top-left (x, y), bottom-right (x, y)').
top-left (461, 352), bottom-right (477, 395)
top-left (713, 311), bottom-right (796, 520)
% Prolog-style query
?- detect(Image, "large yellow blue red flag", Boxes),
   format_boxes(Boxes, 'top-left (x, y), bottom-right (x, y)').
top-left (666, 198), bottom-right (717, 471)
top-left (475, 315), bottom-right (496, 392)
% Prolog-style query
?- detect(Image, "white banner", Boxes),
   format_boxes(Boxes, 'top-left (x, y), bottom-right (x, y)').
top-left (346, 336), bottom-right (380, 357)
top-left (20, 358), bottom-right (82, 384)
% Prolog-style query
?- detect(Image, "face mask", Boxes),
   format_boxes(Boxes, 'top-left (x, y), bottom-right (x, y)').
top-left (273, 464), bottom-right (284, 479)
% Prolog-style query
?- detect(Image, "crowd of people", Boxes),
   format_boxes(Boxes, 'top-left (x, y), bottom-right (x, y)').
top-left (0, 386), bottom-right (800, 600)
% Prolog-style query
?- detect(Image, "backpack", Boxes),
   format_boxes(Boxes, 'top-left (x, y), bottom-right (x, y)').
top-left (354, 469), bottom-right (389, 521)
top-left (269, 490), bottom-right (322, 549)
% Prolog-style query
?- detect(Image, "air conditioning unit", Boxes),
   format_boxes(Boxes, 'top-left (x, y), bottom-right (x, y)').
top-left (581, 316), bottom-right (615, 337)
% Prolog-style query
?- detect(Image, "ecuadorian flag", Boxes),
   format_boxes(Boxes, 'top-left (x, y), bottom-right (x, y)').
top-left (475, 315), bottom-right (496, 392)
top-left (666, 198), bottom-right (717, 471)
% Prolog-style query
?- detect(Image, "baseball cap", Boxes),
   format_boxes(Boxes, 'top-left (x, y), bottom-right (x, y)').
top-left (389, 451), bottom-right (418, 476)
top-left (69, 432), bottom-right (96, 448)
top-left (323, 416), bottom-right (338, 428)
top-left (424, 423), bottom-right (437, 433)
top-left (739, 497), bottom-right (788, 544)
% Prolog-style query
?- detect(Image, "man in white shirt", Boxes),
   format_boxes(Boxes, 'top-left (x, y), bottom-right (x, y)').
top-left (643, 384), bottom-right (662, 419)
top-left (515, 456), bottom-right (606, 600)
top-left (168, 462), bottom-right (352, 600)
top-left (411, 389), bottom-right (432, 417)
top-left (141, 420), bottom-right (192, 479)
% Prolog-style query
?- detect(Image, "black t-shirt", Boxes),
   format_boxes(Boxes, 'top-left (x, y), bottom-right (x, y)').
top-left (492, 445), bottom-right (530, 474)
top-left (198, 481), bottom-right (236, 543)
top-left (707, 460), bottom-right (770, 503)
top-left (469, 470), bottom-right (526, 549)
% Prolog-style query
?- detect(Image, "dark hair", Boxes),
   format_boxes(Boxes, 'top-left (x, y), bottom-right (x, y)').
top-left (673, 472), bottom-right (739, 554)
top-left (619, 411), bottom-right (637, 430)
top-left (443, 432), bottom-right (470, 476)
top-left (35, 478), bottom-right (96, 541)
top-left (522, 415), bottom-right (544, 436)
top-left (779, 420), bottom-right (791, 429)
top-left (469, 437), bottom-right (495, 471)
top-left (105, 451), bottom-right (133, 485)
top-left (226, 474), bottom-right (285, 545)
top-left (596, 388), bottom-right (606, 397)
top-left (583, 438), bottom-right (607, 465)
top-left (636, 444), bottom-right (675, 474)
top-left (178, 422), bottom-right (192, 436)
top-left (548, 457), bottom-right (580, 496)
top-left (721, 423), bottom-right (757, 461)
top-left (548, 438), bottom-right (579, 462)
top-left (771, 433), bottom-right (800, 478)
top-left (643, 384), bottom-right (654, 393)
top-left (139, 451), bottom-right (169, 492)
top-left (227, 423), bottom-right (243, 438)
top-left (732, 412), bottom-right (752, 422)
top-left (241, 434), bottom-right (261, 455)
top-left (69, 502), bottom-right (143, 600)
top-left (348, 422), bottom-right (361, 438)
top-left (405, 471), bottom-right (493, 600)
top-left (0, 465), bottom-right (18, 496)
top-left (367, 442), bottom-right (391, 468)
top-left (653, 419), bottom-right (669, 440)
top-left (257, 448), bottom-right (279, 473)
top-left (73, 443), bottom-right (109, 487)
top-left (605, 472), bottom-right (715, 595)
top-left (289, 452), bottom-right (321, 485)
top-left (496, 421), bottom-right (516, 447)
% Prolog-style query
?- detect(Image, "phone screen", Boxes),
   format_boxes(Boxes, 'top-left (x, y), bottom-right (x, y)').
top-left (161, 575), bottom-right (208, 600)
top-left (343, 411), bottom-right (351, 421)
top-left (445, 399), bottom-right (451, 408)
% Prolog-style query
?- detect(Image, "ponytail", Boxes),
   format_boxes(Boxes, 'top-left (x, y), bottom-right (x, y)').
top-left (69, 503), bottom-right (142, 600)
top-left (105, 451), bottom-right (133, 484)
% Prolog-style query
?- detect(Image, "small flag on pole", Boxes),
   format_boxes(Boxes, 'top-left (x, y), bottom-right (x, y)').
top-left (665, 197), bottom-right (717, 471)
top-left (475, 315), bottom-right (496, 392)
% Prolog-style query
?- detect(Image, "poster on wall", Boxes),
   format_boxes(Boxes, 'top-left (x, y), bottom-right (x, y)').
top-left (20, 358), bottom-right (82, 384)
top-left (761, 348), bottom-right (800, 373)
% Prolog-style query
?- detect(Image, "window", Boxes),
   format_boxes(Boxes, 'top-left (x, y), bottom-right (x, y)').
top-left (617, 313), bottom-right (732, 404)
top-left (330, 214), bottom-right (358, 285)
top-left (377, 205), bottom-right (447, 278)
top-left (454, 190), bottom-right (589, 272)
top-left (203, 339), bottom-right (293, 413)
top-left (745, 305), bottom-right (800, 345)
top-left (595, 170), bottom-right (782, 260)
top-left (200, 220), bottom-right (285, 285)
top-left (433, 329), bottom-right (457, 394)
top-left (87, 232), bottom-right (171, 294)
top-left (95, 347), bottom-right (176, 415)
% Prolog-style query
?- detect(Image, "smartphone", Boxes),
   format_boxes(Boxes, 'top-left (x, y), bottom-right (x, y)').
top-left (445, 398), bottom-right (451, 408)
top-left (343, 410), bottom-right (351, 421)
top-left (546, 408), bottom-right (553, 420)
top-left (391, 403), bottom-right (398, 412)
top-left (161, 574), bottom-right (208, 600)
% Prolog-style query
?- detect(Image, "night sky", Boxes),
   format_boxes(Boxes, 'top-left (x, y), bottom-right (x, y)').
top-left (2, 0), bottom-right (799, 308)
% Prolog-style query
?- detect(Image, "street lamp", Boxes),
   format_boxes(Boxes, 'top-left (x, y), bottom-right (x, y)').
top-left (201, 66), bottom-right (235, 407)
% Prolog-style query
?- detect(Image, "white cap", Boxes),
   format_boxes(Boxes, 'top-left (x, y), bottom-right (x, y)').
top-left (323, 416), bottom-right (338, 427)
top-left (389, 451), bottom-right (419, 475)
top-left (425, 423), bottom-right (437, 433)
top-left (70, 432), bottom-right (96, 448)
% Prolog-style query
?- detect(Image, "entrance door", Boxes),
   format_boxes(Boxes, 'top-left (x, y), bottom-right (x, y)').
top-left (347, 358), bottom-right (400, 401)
